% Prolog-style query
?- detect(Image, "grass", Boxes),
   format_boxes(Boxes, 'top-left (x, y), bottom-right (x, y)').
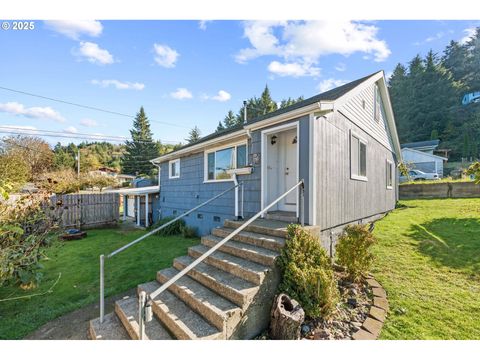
top-left (371, 198), bottom-right (480, 339)
top-left (0, 227), bottom-right (199, 339)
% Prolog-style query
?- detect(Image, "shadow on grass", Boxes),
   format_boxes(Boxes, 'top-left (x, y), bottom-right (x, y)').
top-left (408, 217), bottom-right (480, 275)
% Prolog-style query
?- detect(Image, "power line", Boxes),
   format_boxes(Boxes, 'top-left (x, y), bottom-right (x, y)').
top-left (0, 85), bottom-right (190, 129)
top-left (0, 126), bottom-right (180, 144)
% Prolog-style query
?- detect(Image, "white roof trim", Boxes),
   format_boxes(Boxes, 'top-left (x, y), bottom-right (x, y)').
top-left (401, 147), bottom-right (448, 160)
top-left (106, 186), bottom-right (159, 195)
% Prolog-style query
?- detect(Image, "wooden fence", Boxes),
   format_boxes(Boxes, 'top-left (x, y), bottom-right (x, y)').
top-left (51, 193), bottom-right (120, 229)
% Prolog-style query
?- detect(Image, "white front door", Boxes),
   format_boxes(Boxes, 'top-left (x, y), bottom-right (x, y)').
top-left (266, 127), bottom-right (298, 212)
top-left (127, 196), bottom-right (135, 217)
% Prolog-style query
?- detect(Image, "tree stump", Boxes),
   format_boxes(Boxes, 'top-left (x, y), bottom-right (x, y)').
top-left (270, 293), bottom-right (305, 340)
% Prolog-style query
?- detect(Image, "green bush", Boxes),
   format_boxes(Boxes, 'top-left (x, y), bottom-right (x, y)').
top-left (181, 225), bottom-right (197, 238)
top-left (277, 224), bottom-right (339, 319)
top-left (336, 224), bottom-right (376, 282)
top-left (152, 217), bottom-right (186, 236)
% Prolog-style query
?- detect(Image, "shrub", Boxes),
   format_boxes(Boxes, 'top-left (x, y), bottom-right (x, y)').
top-left (336, 224), bottom-right (376, 282)
top-left (152, 216), bottom-right (186, 236)
top-left (181, 225), bottom-right (197, 238)
top-left (0, 191), bottom-right (61, 287)
top-left (277, 224), bottom-right (339, 319)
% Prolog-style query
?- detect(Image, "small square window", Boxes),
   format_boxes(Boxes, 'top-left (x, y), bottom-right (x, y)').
top-left (213, 216), bottom-right (221, 222)
top-left (197, 213), bottom-right (203, 219)
top-left (172, 210), bottom-right (177, 215)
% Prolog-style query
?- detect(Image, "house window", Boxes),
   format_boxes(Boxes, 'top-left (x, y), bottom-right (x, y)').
top-left (169, 159), bottom-right (180, 179)
top-left (386, 160), bottom-right (393, 189)
top-left (350, 131), bottom-right (368, 181)
top-left (374, 84), bottom-right (381, 122)
top-left (205, 142), bottom-right (248, 181)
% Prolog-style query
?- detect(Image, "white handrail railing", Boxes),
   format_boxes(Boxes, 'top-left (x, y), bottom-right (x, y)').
top-left (148, 179), bottom-right (305, 302)
top-left (99, 181), bottom-right (243, 323)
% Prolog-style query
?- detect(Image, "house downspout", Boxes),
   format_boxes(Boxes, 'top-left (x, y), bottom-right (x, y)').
top-left (233, 173), bottom-right (239, 219)
top-left (151, 160), bottom-right (162, 219)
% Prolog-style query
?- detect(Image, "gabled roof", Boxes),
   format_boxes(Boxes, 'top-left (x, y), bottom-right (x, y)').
top-left (401, 147), bottom-right (448, 160)
top-left (401, 139), bottom-right (440, 150)
top-left (152, 71), bottom-right (397, 163)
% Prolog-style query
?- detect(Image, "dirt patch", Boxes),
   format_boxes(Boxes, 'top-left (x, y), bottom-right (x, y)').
top-left (24, 288), bottom-right (136, 340)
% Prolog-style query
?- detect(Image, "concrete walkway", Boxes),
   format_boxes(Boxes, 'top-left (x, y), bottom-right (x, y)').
top-left (24, 288), bottom-right (135, 340)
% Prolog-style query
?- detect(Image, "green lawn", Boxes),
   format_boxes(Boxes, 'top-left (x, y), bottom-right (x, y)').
top-left (372, 198), bottom-right (480, 339)
top-left (0, 227), bottom-right (199, 339)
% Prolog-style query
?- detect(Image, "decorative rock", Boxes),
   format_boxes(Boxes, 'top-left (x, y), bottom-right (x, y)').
top-left (373, 297), bottom-right (389, 312)
top-left (301, 324), bottom-right (311, 335)
top-left (352, 328), bottom-right (375, 340)
top-left (347, 298), bottom-right (357, 307)
top-left (372, 287), bottom-right (387, 298)
top-left (366, 278), bottom-right (381, 288)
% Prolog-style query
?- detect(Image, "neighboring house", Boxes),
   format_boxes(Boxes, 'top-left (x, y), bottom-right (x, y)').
top-left (150, 71), bottom-right (402, 244)
top-left (401, 140), bottom-right (448, 177)
top-left (89, 167), bottom-right (136, 185)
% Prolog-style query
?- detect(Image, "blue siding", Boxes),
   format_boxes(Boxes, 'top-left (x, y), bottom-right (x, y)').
top-left (158, 115), bottom-right (310, 236)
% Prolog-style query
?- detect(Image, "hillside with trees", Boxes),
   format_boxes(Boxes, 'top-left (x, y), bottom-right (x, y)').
top-left (389, 27), bottom-right (480, 161)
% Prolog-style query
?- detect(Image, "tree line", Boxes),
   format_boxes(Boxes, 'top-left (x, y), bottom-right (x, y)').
top-left (389, 27), bottom-right (480, 161)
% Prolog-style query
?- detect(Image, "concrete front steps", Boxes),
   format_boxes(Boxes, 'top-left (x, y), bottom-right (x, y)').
top-left (89, 217), bottom-right (293, 340)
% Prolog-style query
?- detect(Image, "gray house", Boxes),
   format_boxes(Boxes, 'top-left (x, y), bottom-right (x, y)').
top-left (151, 70), bottom-right (401, 244)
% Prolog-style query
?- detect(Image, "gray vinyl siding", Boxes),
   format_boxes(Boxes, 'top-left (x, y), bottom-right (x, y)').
top-left (314, 109), bottom-right (396, 230)
top-left (338, 82), bottom-right (395, 152)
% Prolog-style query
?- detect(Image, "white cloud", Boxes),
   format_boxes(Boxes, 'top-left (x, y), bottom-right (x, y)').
top-left (153, 44), bottom-right (179, 68)
top-left (64, 126), bottom-right (78, 134)
top-left (317, 78), bottom-right (349, 93)
top-left (91, 79), bottom-right (145, 90)
top-left (0, 102), bottom-right (65, 123)
top-left (79, 118), bottom-right (98, 127)
top-left (268, 61), bottom-right (320, 77)
top-left (203, 90), bottom-right (231, 102)
top-left (44, 20), bottom-right (103, 40)
top-left (170, 88), bottom-right (193, 100)
top-left (460, 27), bottom-right (477, 44)
top-left (199, 21), bottom-right (212, 31)
top-left (335, 62), bottom-right (347, 72)
top-left (76, 41), bottom-right (114, 65)
top-left (236, 21), bottom-right (390, 77)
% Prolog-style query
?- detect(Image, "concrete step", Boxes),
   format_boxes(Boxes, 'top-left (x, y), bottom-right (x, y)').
top-left (201, 235), bottom-right (278, 266)
top-left (157, 267), bottom-right (242, 336)
top-left (173, 255), bottom-right (259, 308)
top-left (137, 281), bottom-right (222, 340)
top-left (212, 227), bottom-right (285, 252)
top-left (89, 312), bottom-right (130, 340)
top-left (188, 244), bottom-right (269, 285)
top-left (265, 211), bottom-right (297, 223)
top-left (224, 219), bottom-right (289, 238)
top-left (114, 296), bottom-right (173, 340)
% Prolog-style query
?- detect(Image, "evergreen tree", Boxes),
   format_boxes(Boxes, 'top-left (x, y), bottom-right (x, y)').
top-left (216, 121), bottom-right (225, 132)
top-left (280, 96), bottom-right (304, 109)
top-left (186, 126), bottom-right (202, 144)
top-left (430, 129), bottom-right (439, 140)
top-left (121, 107), bottom-right (159, 176)
top-left (223, 110), bottom-right (239, 128)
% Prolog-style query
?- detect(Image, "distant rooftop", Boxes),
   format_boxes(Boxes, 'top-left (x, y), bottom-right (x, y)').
top-left (401, 139), bottom-right (440, 150)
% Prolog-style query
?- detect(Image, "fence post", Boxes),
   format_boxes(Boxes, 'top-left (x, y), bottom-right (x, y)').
top-left (99, 254), bottom-right (105, 323)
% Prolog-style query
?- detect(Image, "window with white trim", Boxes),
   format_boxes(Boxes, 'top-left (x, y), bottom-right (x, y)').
top-left (350, 131), bottom-right (367, 181)
top-left (386, 159), bottom-right (393, 189)
top-left (205, 143), bottom-right (248, 181)
top-left (169, 159), bottom-right (180, 179)
top-left (374, 84), bottom-right (381, 122)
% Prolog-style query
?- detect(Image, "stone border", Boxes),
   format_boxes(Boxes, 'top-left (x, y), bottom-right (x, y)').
top-left (351, 275), bottom-right (389, 340)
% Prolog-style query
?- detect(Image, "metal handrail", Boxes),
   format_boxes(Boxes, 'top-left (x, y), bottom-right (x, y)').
top-left (99, 181), bottom-right (244, 323)
top-left (148, 179), bottom-right (305, 301)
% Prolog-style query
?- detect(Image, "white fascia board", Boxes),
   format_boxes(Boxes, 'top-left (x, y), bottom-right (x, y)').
top-left (244, 102), bottom-right (324, 131)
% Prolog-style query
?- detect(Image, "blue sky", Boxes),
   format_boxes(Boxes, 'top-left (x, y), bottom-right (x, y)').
top-left (0, 20), bottom-right (478, 145)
